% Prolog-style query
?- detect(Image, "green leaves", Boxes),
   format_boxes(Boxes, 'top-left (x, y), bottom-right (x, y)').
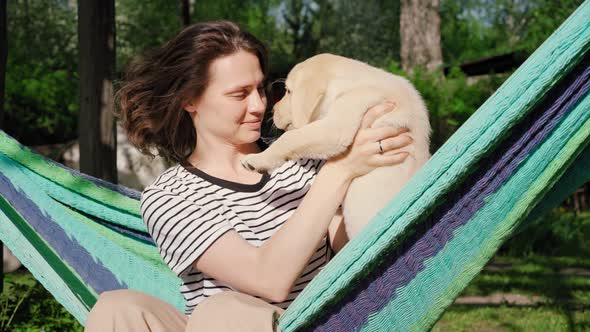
top-left (441, 0), bottom-right (585, 65)
top-left (385, 62), bottom-right (506, 152)
top-left (5, 1), bottom-right (78, 145)
top-left (1, 272), bottom-right (83, 332)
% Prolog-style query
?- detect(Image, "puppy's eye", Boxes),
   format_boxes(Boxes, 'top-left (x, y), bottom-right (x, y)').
top-left (286, 88), bottom-right (291, 95)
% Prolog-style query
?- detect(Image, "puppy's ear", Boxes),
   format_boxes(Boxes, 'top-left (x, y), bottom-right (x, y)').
top-left (292, 77), bottom-right (327, 126)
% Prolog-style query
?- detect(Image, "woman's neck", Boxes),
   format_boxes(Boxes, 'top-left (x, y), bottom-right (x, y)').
top-left (186, 135), bottom-right (262, 182)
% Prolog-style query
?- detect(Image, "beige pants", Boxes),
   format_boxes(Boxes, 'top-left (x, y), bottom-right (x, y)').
top-left (84, 289), bottom-right (284, 332)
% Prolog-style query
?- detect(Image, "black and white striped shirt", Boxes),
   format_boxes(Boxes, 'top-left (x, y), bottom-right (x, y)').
top-left (140, 157), bottom-right (331, 315)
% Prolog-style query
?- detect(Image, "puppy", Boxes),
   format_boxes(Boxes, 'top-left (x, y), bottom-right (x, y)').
top-left (241, 53), bottom-right (431, 239)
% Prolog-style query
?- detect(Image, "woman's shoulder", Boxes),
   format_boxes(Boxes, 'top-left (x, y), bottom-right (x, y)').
top-left (141, 164), bottom-right (192, 201)
top-left (145, 164), bottom-right (184, 189)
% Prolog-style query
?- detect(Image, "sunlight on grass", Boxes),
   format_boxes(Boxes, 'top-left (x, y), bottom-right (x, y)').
top-left (433, 306), bottom-right (590, 332)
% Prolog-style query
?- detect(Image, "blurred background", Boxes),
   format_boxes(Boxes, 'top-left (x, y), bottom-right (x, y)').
top-left (0, 0), bottom-right (588, 331)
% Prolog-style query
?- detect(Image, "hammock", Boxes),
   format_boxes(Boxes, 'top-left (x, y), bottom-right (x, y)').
top-left (1, 1), bottom-right (589, 330)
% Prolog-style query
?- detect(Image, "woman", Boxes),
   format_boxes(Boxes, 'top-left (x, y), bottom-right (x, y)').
top-left (85, 20), bottom-right (411, 332)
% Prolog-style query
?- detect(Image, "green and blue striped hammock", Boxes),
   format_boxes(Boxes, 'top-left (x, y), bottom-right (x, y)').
top-left (1, 1), bottom-right (590, 330)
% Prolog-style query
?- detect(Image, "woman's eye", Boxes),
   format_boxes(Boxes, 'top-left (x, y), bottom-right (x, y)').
top-left (231, 86), bottom-right (266, 99)
top-left (231, 91), bottom-right (248, 99)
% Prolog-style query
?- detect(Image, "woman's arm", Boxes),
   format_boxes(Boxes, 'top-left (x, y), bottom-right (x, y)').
top-left (194, 101), bottom-right (412, 302)
top-left (193, 163), bottom-right (353, 302)
top-left (327, 208), bottom-right (349, 254)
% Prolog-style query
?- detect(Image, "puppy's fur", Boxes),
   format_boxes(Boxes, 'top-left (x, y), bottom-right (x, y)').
top-left (241, 53), bottom-right (431, 239)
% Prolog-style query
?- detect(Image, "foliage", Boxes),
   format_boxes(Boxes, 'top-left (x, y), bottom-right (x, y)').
top-left (268, 0), bottom-right (400, 69)
top-left (385, 60), bottom-right (507, 151)
top-left (501, 210), bottom-right (590, 257)
top-left (5, 0), bottom-right (586, 145)
top-left (315, 0), bottom-right (400, 68)
top-left (116, 0), bottom-right (183, 70)
top-left (115, 0), bottom-right (289, 75)
top-left (5, 1), bottom-right (78, 145)
top-left (1, 271), bottom-right (83, 331)
top-left (441, 0), bottom-right (586, 65)
top-left (192, 0), bottom-right (288, 75)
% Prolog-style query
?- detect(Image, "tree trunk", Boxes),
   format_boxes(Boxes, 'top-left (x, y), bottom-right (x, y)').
top-left (77, 0), bottom-right (117, 183)
top-left (0, 0), bottom-right (6, 293)
top-left (181, 0), bottom-right (190, 27)
top-left (400, 0), bottom-right (443, 72)
top-left (0, 0), bottom-right (6, 129)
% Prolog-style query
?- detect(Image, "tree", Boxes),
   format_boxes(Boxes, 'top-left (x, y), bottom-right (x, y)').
top-left (314, 0), bottom-right (401, 68)
top-left (0, 0), bottom-right (5, 294)
top-left (181, 0), bottom-right (191, 26)
top-left (400, 0), bottom-right (443, 72)
top-left (1, 0), bottom-right (6, 129)
top-left (282, 0), bottom-right (321, 62)
top-left (3, 1), bottom-right (78, 145)
top-left (440, 0), bottom-right (585, 65)
top-left (77, 0), bottom-right (117, 183)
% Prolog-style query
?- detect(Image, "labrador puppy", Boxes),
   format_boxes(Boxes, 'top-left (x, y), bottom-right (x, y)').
top-left (241, 53), bottom-right (431, 239)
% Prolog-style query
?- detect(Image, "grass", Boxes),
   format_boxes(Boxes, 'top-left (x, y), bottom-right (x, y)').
top-left (1, 211), bottom-right (589, 331)
top-left (433, 306), bottom-right (590, 332)
top-left (433, 255), bottom-right (590, 332)
top-left (1, 270), bottom-right (83, 332)
top-left (431, 210), bottom-right (590, 331)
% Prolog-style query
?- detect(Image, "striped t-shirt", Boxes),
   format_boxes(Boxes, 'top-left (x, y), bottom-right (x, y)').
top-left (140, 157), bottom-right (331, 315)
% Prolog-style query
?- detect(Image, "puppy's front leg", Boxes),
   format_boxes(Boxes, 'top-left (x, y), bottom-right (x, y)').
top-left (241, 87), bottom-right (385, 172)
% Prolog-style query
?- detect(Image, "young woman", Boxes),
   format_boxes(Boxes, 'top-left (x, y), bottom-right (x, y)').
top-left (84, 20), bottom-right (412, 332)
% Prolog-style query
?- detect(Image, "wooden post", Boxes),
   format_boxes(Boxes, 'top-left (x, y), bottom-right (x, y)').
top-left (1, 0), bottom-right (8, 295)
top-left (181, 0), bottom-right (191, 26)
top-left (77, 0), bottom-right (118, 183)
top-left (1, 0), bottom-right (7, 128)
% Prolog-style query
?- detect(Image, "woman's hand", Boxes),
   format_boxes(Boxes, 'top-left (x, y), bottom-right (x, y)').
top-left (323, 100), bottom-right (412, 180)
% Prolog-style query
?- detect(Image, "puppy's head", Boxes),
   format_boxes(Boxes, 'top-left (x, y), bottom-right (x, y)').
top-left (273, 55), bottom-right (332, 130)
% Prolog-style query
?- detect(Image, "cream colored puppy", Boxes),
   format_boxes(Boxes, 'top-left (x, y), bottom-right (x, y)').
top-left (241, 53), bottom-right (431, 239)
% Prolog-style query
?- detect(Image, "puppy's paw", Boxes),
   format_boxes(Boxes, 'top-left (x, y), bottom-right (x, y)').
top-left (241, 153), bottom-right (286, 173)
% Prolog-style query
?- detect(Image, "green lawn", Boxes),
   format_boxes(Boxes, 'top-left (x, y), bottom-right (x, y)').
top-left (433, 255), bottom-right (590, 332)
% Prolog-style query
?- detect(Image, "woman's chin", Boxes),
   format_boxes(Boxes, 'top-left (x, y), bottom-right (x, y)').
top-left (239, 130), bottom-right (261, 144)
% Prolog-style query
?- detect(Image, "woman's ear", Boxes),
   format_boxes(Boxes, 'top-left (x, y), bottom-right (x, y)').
top-left (184, 99), bottom-right (199, 114)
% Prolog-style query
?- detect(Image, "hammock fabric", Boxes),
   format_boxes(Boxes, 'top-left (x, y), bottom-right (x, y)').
top-left (1, 1), bottom-right (590, 331)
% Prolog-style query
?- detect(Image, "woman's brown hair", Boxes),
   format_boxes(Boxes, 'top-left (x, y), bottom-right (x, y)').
top-left (116, 20), bottom-right (269, 163)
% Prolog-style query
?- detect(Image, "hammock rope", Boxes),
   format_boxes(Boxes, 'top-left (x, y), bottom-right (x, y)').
top-left (0, 1), bottom-right (589, 330)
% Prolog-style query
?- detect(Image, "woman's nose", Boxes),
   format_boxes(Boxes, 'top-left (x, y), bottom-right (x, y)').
top-left (249, 89), bottom-right (266, 114)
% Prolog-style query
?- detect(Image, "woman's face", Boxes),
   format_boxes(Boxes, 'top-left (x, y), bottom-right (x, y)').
top-left (186, 50), bottom-right (267, 146)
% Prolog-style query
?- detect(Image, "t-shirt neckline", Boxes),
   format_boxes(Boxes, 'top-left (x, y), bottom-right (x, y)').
top-left (180, 161), bottom-right (271, 193)
top-left (180, 139), bottom-right (271, 193)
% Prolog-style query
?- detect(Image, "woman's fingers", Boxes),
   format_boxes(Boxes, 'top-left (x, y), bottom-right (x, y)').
top-left (371, 151), bottom-right (410, 167)
top-left (364, 129), bottom-right (413, 167)
top-left (360, 125), bottom-right (409, 144)
top-left (360, 100), bottom-right (397, 129)
top-left (377, 134), bottom-right (413, 153)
